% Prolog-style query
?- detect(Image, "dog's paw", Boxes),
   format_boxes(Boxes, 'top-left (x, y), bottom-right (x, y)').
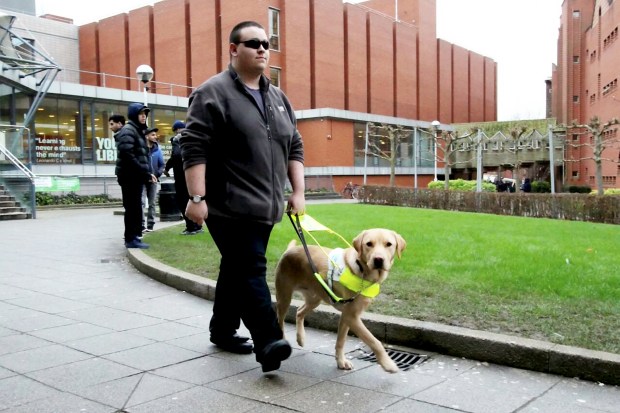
top-left (380, 359), bottom-right (399, 373)
top-left (337, 357), bottom-right (354, 370)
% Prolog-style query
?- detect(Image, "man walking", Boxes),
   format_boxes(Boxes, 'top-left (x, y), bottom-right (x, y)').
top-left (181, 21), bottom-right (305, 372)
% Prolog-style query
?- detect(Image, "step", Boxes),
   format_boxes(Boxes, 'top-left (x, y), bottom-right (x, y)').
top-left (0, 206), bottom-right (24, 214)
top-left (0, 212), bottom-right (30, 220)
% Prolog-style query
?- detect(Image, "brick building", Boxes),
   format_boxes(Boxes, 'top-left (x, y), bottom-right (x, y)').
top-left (77, 0), bottom-right (497, 190)
top-left (1, 0), bottom-right (497, 198)
top-left (552, 0), bottom-right (620, 189)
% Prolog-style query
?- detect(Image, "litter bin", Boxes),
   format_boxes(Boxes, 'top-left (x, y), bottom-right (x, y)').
top-left (158, 180), bottom-right (182, 222)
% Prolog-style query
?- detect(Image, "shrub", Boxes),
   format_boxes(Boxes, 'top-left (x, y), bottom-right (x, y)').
top-left (33, 192), bottom-right (120, 206)
top-left (567, 185), bottom-right (592, 193)
top-left (531, 181), bottom-right (551, 193)
top-left (428, 179), bottom-right (496, 192)
top-left (604, 188), bottom-right (620, 195)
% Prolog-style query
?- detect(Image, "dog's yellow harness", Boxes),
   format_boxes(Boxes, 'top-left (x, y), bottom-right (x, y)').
top-left (288, 213), bottom-right (379, 304)
top-left (328, 249), bottom-right (380, 298)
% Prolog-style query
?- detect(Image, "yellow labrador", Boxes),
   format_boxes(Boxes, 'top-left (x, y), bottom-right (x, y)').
top-left (275, 229), bottom-right (406, 373)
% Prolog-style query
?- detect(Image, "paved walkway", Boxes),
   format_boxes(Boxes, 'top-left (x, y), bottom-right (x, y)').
top-left (1, 208), bottom-right (619, 413)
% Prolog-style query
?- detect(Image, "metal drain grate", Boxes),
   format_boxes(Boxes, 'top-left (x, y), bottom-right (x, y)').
top-left (351, 348), bottom-right (428, 371)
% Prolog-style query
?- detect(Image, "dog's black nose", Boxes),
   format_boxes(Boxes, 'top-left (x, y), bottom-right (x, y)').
top-left (373, 257), bottom-right (384, 269)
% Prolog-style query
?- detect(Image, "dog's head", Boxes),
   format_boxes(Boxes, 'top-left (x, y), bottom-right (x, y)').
top-left (352, 229), bottom-right (406, 279)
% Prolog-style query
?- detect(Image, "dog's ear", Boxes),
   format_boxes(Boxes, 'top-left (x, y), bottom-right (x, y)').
top-left (352, 230), bottom-right (367, 254)
top-left (393, 231), bottom-right (406, 259)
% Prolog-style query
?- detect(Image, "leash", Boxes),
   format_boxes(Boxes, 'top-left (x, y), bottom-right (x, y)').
top-left (287, 212), bottom-right (373, 305)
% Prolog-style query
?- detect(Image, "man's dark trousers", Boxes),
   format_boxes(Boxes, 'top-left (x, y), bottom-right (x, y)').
top-left (206, 215), bottom-right (283, 351)
top-left (119, 178), bottom-right (144, 242)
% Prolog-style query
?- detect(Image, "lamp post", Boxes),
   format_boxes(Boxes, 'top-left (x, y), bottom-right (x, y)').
top-left (136, 64), bottom-right (154, 106)
top-left (431, 120), bottom-right (440, 181)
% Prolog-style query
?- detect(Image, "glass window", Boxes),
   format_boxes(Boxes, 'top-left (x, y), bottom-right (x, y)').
top-left (150, 108), bottom-right (187, 162)
top-left (353, 122), bottom-right (417, 167)
top-left (270, 67), bottom-right (281, 87)
top-left (34, 98), bottom-right (81, 164)
top-left (269, 8), bottom-right (280, 51)
top-left (92, 102), bottom-right (126, 164)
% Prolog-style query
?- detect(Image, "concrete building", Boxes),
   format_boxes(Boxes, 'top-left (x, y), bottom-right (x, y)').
top-left (552, 0), bottom-right (620, 189)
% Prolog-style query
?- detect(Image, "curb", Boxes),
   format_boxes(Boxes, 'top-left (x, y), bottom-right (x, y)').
top-left (127, 249), bottom-right (620, 385)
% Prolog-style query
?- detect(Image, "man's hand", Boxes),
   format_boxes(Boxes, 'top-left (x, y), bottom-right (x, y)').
top-left (185, 200), bottom-right (208, 226)
top-left (286, 191), bottom-right (305, 216)
top-left (150, 174), bottom-right (157, 183)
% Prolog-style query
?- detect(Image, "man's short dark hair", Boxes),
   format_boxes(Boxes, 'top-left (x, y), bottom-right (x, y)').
top-left (109, 114), bottom-right (125, 124)
top-left (229, 21), bottom-right (264, 44)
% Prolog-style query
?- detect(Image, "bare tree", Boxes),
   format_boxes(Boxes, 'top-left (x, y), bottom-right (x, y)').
top-left (569, 116), bottom-right (620, 195)
top-left (366, 123), bottom-right (412, 186)
top-left (434, 129), bottom-right (475, 189)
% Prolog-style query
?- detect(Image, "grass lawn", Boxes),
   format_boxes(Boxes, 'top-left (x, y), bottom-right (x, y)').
top-left (143, 203), bottom-right (620, 354)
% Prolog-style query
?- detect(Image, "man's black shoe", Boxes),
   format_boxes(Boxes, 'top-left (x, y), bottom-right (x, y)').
top-left (257, 339), bottom-right (292, 373)
top-left (211, 336), bottom-right (253, 354)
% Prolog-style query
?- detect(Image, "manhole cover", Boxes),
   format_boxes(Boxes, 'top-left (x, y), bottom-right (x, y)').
top-left (350, 347), bottom-right (428, 371)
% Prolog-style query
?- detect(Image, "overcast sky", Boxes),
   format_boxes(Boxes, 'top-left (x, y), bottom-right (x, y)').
top-left (35, 0), bottom-right (563, 121)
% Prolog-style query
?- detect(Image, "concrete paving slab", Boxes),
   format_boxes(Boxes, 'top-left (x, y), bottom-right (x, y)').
top-left (3, 391), bottom-right (114, 413)
top-left (64, 330), bottom-right (155, 356)
top-left (274, 379), bottom-right (402, 413)
top-left (101, 341), bottom-right (203, 371)
top-left (0, 375), bottom-right (63, 410)
top-left (0, 343), bottom-right (92, 373)
top-left (24, 357), bottom-right (140, 392)
top-left (1, 208), bottom-right (619, 412)
top-left (126, 386), bottom-right (264, 413)
top-left (0, 332), bottom-right (52, 356)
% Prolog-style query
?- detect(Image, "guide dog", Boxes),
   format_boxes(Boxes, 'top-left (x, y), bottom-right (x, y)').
top-left (275, 228), bottom-right (406, 373)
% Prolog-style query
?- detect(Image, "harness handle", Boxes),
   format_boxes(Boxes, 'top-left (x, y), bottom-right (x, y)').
top-left (287, 212), bottom-right (354, 304)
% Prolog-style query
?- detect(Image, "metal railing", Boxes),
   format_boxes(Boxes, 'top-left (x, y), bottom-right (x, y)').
top-left (0, 125), bottom-right (37, 218)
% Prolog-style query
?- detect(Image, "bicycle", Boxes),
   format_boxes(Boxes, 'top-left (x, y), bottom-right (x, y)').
top-left (342, 182), bottom-right (360, 199)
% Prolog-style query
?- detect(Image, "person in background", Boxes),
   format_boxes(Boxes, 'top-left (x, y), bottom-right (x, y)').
top-left (142, 127), bottom-right (165, 232)
top-left (109, 114), bottom-right (125, 135)
top-left (521, 177), bottom-right (532, 193)
top-left (115, 103), bottom-right (156, 249)
top-left (181, 21), bottom-right (305, 373)
top-left (164, 120), bottom-right (203, 235)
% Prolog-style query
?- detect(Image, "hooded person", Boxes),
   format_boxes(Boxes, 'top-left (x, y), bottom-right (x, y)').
top-left (115, 102), bottom-right (156, 248)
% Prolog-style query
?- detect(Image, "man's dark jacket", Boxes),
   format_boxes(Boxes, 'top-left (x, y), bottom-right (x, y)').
top-left (181, 65), bottom-right (304, 225)
top-left (115, 102), bottom-right (152, 183)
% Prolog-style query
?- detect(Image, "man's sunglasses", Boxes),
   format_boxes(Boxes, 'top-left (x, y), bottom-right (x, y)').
top-left (237, 39), bottom-right (270, 50)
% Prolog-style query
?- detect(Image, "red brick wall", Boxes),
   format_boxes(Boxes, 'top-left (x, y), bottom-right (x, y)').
top-left (468, 52), bottom-right (485, 122)
top-left (344, 4), bottom-right (369, 112)
top-left (452, 45), bottom-right (469, 123)
top-left (299, 119), bottom-right (355, 167)
top-left (394, 24), bottom-right (418, 118)
top-left (311, 0), bottom-right (346, 109)
top-left (97, 15), bottom-right (130, 90)
top-left (484, 58), bottom-right (497, 121)
top-left (437, 39), bottom-right (452, 123)
top-left (152, 0), bottom-right (189, 94)
top-left (127, 7), bottom-right (152, 94)
top-left (80, 0), bottom-right (496, 124)
top-left (368, 13), bottom-right (394, 116)
top-left (282, 0), bottom-right (311, 108)
top-left (188, 0), bottom-right (218, 87)
top-left (78, 23), bottom-right (99, 85)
